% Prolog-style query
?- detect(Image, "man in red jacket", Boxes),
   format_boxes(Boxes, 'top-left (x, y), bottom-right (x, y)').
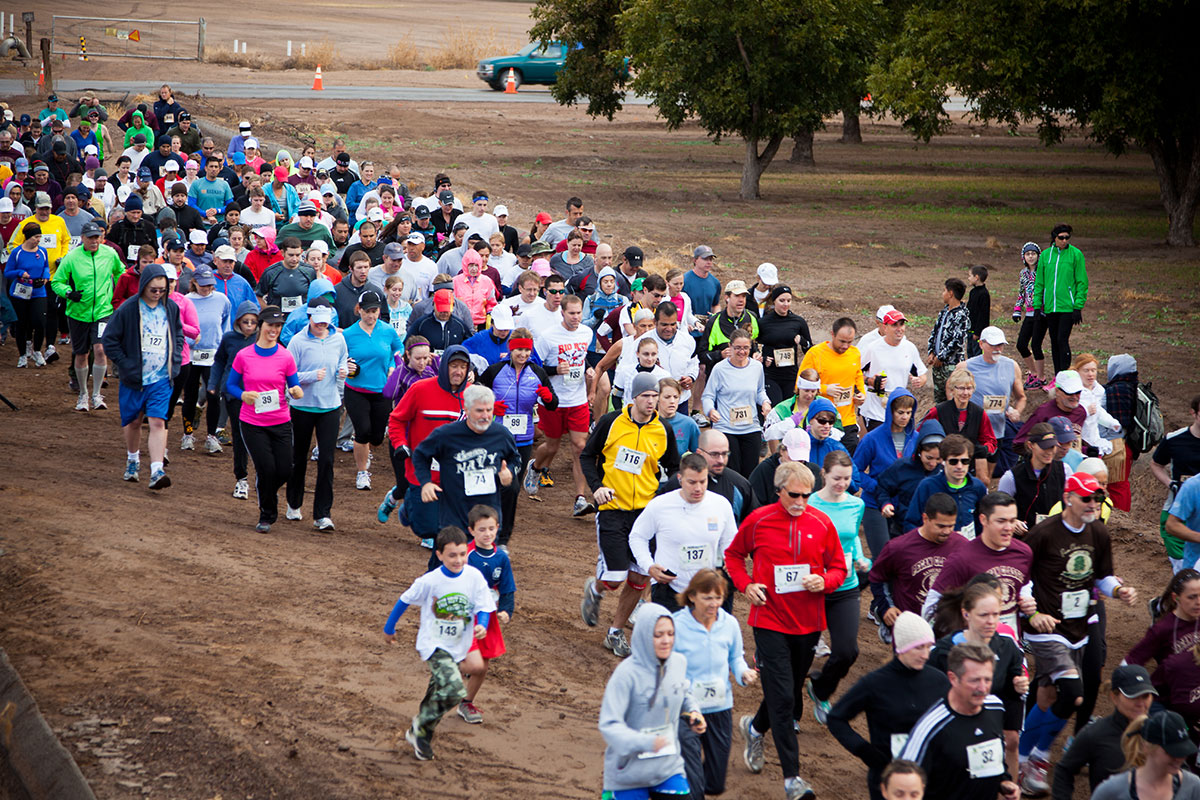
top-left (381, 345), bottom-right (470, 547)
top-left (724, 460), bottom-right (847, 800)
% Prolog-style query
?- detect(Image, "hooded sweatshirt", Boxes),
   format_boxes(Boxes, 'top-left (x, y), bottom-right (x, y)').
top-left (101, 263), bottom-right (184, 389)
top-left (411, 417), bottom-right (522, 531)
top-left (853, 387), bottom-right (917, 508)
top-left (185, 287), bottom-right (232, 355)
top-left (875, 419), bottom-right (946, 524)
top-left (387, 345), bottom-right (470, 485)
top-left (599, 604), bottom-right (699, 792)
top-left (287, 325), bottom-right (348, 412)
top-left (904, 461), bottom-right (989, 532)
top-left (806, 396), bottom-right (864, 492)
top-left (209, 301), bottom-right (260, 394)
top-left (244, 228), bottom-right (282, 282)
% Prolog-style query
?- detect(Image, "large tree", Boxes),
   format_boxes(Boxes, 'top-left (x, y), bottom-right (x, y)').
top-left (531, 0), bottom-right (871, 199)
top-left (870, 0), bottom-right (1200, 245)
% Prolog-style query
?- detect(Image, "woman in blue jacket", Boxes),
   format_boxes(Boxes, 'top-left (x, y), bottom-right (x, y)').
top-left (874, 419), bottom-right (946, 539)
top-left (853, 388), bottom-right (917, 557)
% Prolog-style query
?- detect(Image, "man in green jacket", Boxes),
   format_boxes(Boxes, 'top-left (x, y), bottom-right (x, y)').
top-left (51, 220), bottom-right (126, 412)
top-left (1033, 222), bottom-right (1087, 378)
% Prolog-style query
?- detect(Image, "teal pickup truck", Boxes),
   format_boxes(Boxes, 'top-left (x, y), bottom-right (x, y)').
top-left (476, 41), bottom-right (567, 91)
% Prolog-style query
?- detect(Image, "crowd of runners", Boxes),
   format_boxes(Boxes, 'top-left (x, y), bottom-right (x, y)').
top-left (4, 88), bottom-right (1200, 800)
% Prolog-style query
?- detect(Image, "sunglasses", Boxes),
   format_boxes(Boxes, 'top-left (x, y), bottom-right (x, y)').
top-left (145, 287), bottom-right (167, 295)
top-left (546, 288), bottom-right (567, 295)
top-left (1077, 491), bottom-right (1107, 503)
top-left (1056, 234), bottom-right (1071, 240)
top-left (945, 457), bottom-right (972, 466)
top-left (784, 490), bottom-right (812, 499)
top-left (814, 415), bottom-right (837, 425)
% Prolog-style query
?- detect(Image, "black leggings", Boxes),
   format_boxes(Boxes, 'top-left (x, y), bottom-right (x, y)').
top-left (725, 430), bottom-right (762, 479)
top-left (344, 388), bottom-right (389, 446)
top-left (166, 363), bottom-right (192, 425)
top-left (226, 396), bottom-right (249, 480)
top-left (1046, 312), bottom-right (1074, 373)
top-left (1076, 599), bottom-right (1107, 733)
top-left (182, 365), bottom-right (219, 436)
top-left (288, 408), bottom-right (340, 519)
top-left (808, 586), bottom-right (861, 703)
top-left (241, 420), bottom-right (293, 524)
top-left (764, 376), bottom-right (791, 409)
top-left (11, 294), bottom-right (46, 354)
top-left (499, 442), bottom-right (533, 546)
top-left (1016, 314), bottom-right (1047, 361)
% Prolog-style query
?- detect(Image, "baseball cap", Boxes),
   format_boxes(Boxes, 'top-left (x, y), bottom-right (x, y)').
top-left (232, 152), bottom-right (246, 166)
top-left (535, 211), bottom-right (552, 224)
top-left (368, 208), bottom-right (385, 222)
top-left (1064, 472), bottom-right (1102, 498)
top-left (308, 305), bottom-right (334, 325)
top-left (493, 204), bottom-right (509, 217)
top-left (623, 245), bottom-right (644, 268)
top-left (756, 262), bottom-right (778, 285)
top-left (438, 189), bottom-right (455, 205)
top-left (413, 205), bottom-right (431, 219)
top-left (1048, 416), bottom-right (1077, 444)
top-left (781, 428), bottom-right (811, 463)
top-left (133, 133), bottom-right (147, 144)
top-left (528, 240), bottom-right (554, 257)
top-left (297, 156), bottom-right (314, 169)
top-left (34, 192), bottom-right (51, 208)
top-left (258, 305), bottom-right (286, 324)
top-left (164, 161), bottom-right (180, 173)
top-left (979, 326), bottom-right (1008, 345)
top-left (273, 166), bottom-right (288, 181)
top-left (80, 220), bottom-right (105, 237)
top-left (357, 290), bottom-right (383, 310)
top-left (404, 232), bottom-right (425, 245)
top-left (531, 258), bottom-right (551, 277)
top-left (1055, 370), bottom-right (1084, 394)
top-left (383, 242), bottom-right (405, 259)
top-left (14, 157), bottom-right (28, 172)
top-left (1111, 665), bottom-right (1158, 698)
top-left (19, 113), bottom-right (30, 126)
top-left (307, 239), bottom-right (329, 255)
top-left (214, 244), bottom-right (237, 261)
top-left (882, 309), bottom-right (907, 326)
top-left (0, 198), bottom-right (12, 213)
top-left (452, 220), bottom-right (470, 233)
top-left (192, 266), bottom-right (216, 286)
top-left (693, 245), bottom-right (715, 260)
top-left (433, 288), bottom-right (454, 312)
top-left (238, 120), bottom-right (252, 132)
top-left (189, 229), bottom-right (209, 245)
top-left (297, 200), bottom-right (318, 216)
top-left (162, 263), bottom-right (179, 281)
top-left (165, 237), bottom-right (186, 251)
top-left (1139, 711), bottom-right (1197, 759)
top-left (245, 138), bottom-right (259, 149)
top-left (724, 279), bottom-right (749, 296)
top-left (489, 304), bottom-right (513, 331)
top-left (516, 243), bottom-right (531, 258)
top-left (335, 152), bottom-right (351, 165)
top-left (629, 372), bottom-right (659, 399)
top-left (52, 140), bottom-right (67, 154)
top-left (137, 166), bottom-right (152, 181)
top-left (319, 183), bottom-right (337, 197)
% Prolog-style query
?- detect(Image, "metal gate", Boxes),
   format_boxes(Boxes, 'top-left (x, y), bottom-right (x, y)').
top-left (49, 15), bottom-right (206, 61)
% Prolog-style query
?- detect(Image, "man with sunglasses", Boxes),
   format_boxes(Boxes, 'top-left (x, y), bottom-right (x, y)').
top-left (1014, 369), bottom-right (1087, 446)
top-left (905, 434), bottom-right (988, 534)
top-left (1018, 472), bottom-right (1136, 795)
top-left (726, 460), bottom-right (846, 800)
top-left (1033, 223), bottom-right (1088, 377)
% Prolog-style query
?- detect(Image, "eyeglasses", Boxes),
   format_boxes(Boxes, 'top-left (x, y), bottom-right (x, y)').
top-left (813, 415), bottom-right (837, 425)
top-left (546, 288), bottom-right (566, 295)
top-left (699, 448), bottom-right (730, 460)
top-left (784, 490), bottom-right (812, 499)
top-left (945, 457), bottom-right (971, 466)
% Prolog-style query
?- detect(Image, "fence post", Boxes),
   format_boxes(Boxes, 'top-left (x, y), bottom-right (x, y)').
top-left (40, 37), bottom-right (52, 92)
top-left (198, 17), bottom-right (206, 62)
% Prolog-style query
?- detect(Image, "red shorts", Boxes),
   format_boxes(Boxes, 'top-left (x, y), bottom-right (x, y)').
top-left (537, 402), bottom-right (590, 438)
top-left (469, 611), bottom-right (506, 660)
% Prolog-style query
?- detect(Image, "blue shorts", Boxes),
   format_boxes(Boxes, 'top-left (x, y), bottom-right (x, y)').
top-left (119, 378), bottom-right (172, 426)
top-left (601, 774), bottom-right (689, 799)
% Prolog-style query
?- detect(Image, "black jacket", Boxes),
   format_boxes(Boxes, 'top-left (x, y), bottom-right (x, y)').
top-left (1051, 712), bottom-right (1131, 799)
top-left (101, 264), bottom-right (184, 389)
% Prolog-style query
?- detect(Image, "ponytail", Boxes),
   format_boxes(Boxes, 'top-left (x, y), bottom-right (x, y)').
top-left (1120, 714), bottom-right (1150, 770)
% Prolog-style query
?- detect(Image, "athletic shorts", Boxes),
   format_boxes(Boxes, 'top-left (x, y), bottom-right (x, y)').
top-left (468, 610), bottom-right (506, 660)
top-left (68, 315), bottom-right (110, 356)
top-left (119, 378), bottom-right (172, 426)
top-left (601, 774), bottom-right (690, 799)
top-left (538, 402), bottom-right (590, 438)
top-left (595, 508), bottom-right (643, 583)
top-left (1028, 638), bottom-right (1084, 685)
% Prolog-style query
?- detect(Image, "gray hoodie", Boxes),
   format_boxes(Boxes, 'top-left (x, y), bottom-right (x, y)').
top-left (286, 325), bottom-right (349, 412)
top-left (599, 603), bottom-right (698, 792)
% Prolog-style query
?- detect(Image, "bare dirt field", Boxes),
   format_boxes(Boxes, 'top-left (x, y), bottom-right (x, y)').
top-left (3, 5), bottom-right (1200, 798)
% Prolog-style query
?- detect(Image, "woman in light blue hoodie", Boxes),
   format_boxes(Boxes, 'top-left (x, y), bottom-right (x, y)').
top-left (600, 603), bottom-right (706, 799)
top-left (286, 304), bottom-right (348, 531)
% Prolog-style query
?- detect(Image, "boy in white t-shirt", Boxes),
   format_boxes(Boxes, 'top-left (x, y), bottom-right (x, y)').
top-left (383, 526), bottom-right (496, 761)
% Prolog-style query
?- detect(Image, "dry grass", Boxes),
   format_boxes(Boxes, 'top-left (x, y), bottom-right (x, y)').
top-left (204, 31), bottom-right (519, 71)
top-left (282, 40), bottom-right (337, 71)
top-left (642, 255), bottom-right (679, 277)
top-left (383, 38), bottom-right (422, 69)
top-left (204, 46), bottom-right (274, 70)
top-left (428, 24), bottom-right (511, 70)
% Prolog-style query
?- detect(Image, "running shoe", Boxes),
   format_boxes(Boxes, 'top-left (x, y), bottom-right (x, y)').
top-left (497, 544), bottom-right (509, 555)
top-left (313, 517), bottom-right (335, 532)
top-left (739, 714), bottom-right (765, 774)
top-left (805, 678), bottom-right (830, 726)
top-left (581, 578), bottom-right (602, 627)
top-left (814, 636), bottom-right (831, 658)
top-left (1023, 374), bottom-right (1042, 390)
top-left (522, 464), bottom-right (540, 496)
top-left (691, 410), bottom-right (711, 429)
top-left (405, 722), bottom-right (433, 761)
top-left (16, 355), bottom-right (27, 368)
top-left (91, 394), bottom-right (106, 410)
top-left (338, 440), bottom-right (355, 452)
top-left (43, 345), bottom-right (58, 364)
top-left (180, 434), bottom-right (195, 451)
top-left (216, 428), bottom-right (232, 445)
top-left (572, 495), bottom-right (595, 517)
top-left (603, 629), bottom-right (631, 657)
top-left (149, 469), bottom-right (171, 490)
top-left (31, 350), bottom-right (46, 367)
top-left (877, 623), bottom-right (893, 646)
top-left (1042, 377), bottom-right (1055, 392)
top-left (203, 435), bottom-right (222, 454)
top-left (1149, 596), bottom-right (1163, 621)
top-left (68, 373), bottom-right (78, 391)
top-left (356, 471), bottom-right (371, 490)
top-left (233, 479), bottom-right (249, 500)
top-left (538, 468), bottom-right (554, 488)
top-left (285, 505), bottom-right (303, 521)
top-left (123, 459), bottom-right (139, 482)
top-left (785, 776), bottom-right (816, 800)
top-left (457, 701), bottom-right (483, 724)
top-left (310, 446), bottom-right (319, 461)
top-left (1020, 759), bottom-right (1051, 796)
top-left (377, 488), bottom-right (398, 522)
top-left (75, 395), bottom-right (90, 412)
top-left (255, 521), bottom-right (271, 534)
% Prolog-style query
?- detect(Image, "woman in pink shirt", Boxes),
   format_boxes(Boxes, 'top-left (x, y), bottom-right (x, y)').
top-left (227, 305), bottom-right (303, 533)
top-left (452, 249), bottom-right (497, 328)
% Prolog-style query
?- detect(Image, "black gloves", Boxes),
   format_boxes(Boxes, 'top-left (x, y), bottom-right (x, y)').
top-left (1071, 309), bottom-right (1083, 326)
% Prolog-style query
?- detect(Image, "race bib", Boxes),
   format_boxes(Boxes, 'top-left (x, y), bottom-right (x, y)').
top-left (141, 329), bottom-right (166, 355)
top-left (430, 458), bottom-right (440, 473)
top-left (1000, 611), bottom-right (1018, 632)
top-left (96, 321), bottom-right (107, 338)
top-left (163, 113), bottom-right (175, 125)
top-left (958, 521), bottom-right (976, 541)
top-left (614, 446), bottom-right (647, 474)
top-left (773, 347), bottom-right (795, 367)
top-left (464, 468), bottom-right (497, 496)
top-left (890, 733), bottom-right (910, 758)
top-left (1034, 514), bottom-right (1050, 525)
top-left (966, 738), bottom-right (1005, 779)
top-left (831, 386), bottom-right (852, 407)
top-left (693, 679), bottom-right (728, 709)
top-left (281, 295), bottom-right (303, 312)
top-left (192, 348), bottom-right (216, 366)
top-left (637, 725), bottom-right (676, 759)
top-left (1061, 589), bottom-right (1090, 619)
top-left (774, 563), bottom-right (811, 594)
top-left (432, 617), bottom-right (463, 644)
top-left (982, 394), bottom-right (1006, 412)
top-left (40, 233), bottom-right (57, 250)
top-left (503, 414), bottom-right (529, 435)
top-left (679, 543), bottom-right (713, 568)
top-left (565, 364), bottom-right (584, 384)
top-left (12, 282), bottom-right (32, 299)
top-left (127, 244), bottom-right (141, 261)
top-left (730, 405), bottom-right (753, 425)
top-left (254, 389), bottom-right (280, 413)
top-left (69, 236), bottom-right (82, 250)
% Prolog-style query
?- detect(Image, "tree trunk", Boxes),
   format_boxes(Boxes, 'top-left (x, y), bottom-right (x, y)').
top-left (1146, 135), bottom-right (1199, 246)
top-left (740, 134), bottom-right (783, 200)
top-left (789, 130), bottom-right (815, 166)
top-left (841, 107), bottom-right (862, 144)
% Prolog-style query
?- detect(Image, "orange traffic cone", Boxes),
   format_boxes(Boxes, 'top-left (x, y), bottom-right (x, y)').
top-left (312, 64), bottom-right (324, 91)
top-left (37, 60), bottom-right (44, 87)
top-left (504, 68), bottom-right (517, 94)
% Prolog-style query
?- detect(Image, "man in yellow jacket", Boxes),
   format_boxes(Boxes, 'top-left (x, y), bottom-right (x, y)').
top-left (579, 372), bottom-right (681, 657)
top-left (8, 192), bottom-right (72, 362)
top-left (798, 316), bottom-right (867, 453)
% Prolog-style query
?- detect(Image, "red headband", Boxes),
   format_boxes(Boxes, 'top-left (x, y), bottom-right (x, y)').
top-left (508, 337), bottom-right (533, 351)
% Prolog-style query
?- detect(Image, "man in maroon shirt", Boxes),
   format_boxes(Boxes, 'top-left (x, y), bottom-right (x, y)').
top-left (868, 492), bottom-right (966, 640)
top-left (1013, 369), bottom-right (1086, 445)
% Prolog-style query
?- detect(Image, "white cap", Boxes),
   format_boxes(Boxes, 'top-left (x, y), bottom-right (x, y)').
top-left (308, 305), bottom-right (334, 325)
top-left (116, 184), bottom-right (133, 203)
top-left (162, 263), bottom-right (179, 280)
top-left (875, 304), bottom-right (896, 321)
top-left (781, 428), bottom-right (811, 462)
top-left (368, 207), bottom-right (385, 222)
top-left (1055, 370), bottom-right (1084, 394)
top-left (0, 197), bottom-right (13, 213)
top-left (244, 138), bottom-right (259, 149)
top-left (81, 176), bottom-right (96, 190)
top-left (214, 244), bottom-right (237, 261)
top-left (306, 190), bottom-right (323, 203)
top-left (188, 229), bottom-right (208, 245)
top-left (979, 325), bottom-right (1008, 345)
top-left (493, 204), bottom-right (509, 217)
top-left (405, 232), bottom-right (425, 244)
top-left (490, 304), bottom-right (514, 330)
top-left (83, 144), bottom-right (99, 156)
top-left (757, 262), bottom-right (779, 285)
top-left (298, 156), bottom-right (315, 169)
top-left (308, 239), bottom-right (329, 255)
top-left (163, 161), bottom-right (179, 171)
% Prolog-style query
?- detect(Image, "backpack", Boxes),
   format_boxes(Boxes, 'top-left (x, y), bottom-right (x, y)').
top-left (1131, 381), bottom-right (1165, 454)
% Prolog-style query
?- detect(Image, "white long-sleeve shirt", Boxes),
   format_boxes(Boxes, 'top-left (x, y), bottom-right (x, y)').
top-left (1082, 382), bottom-right (1121, 455)
top-left (629, 489), bottom-right (738, 592)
